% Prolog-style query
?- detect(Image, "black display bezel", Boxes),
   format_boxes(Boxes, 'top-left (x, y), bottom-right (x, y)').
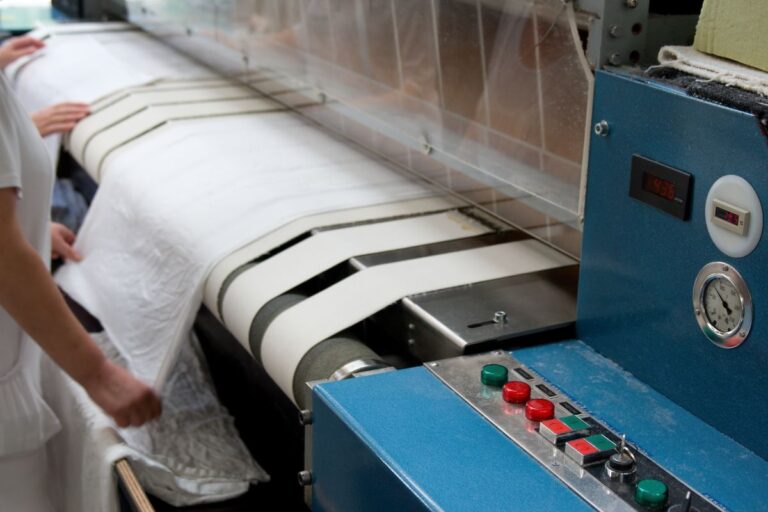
top-left (629, 155), bottom-right (692, 220)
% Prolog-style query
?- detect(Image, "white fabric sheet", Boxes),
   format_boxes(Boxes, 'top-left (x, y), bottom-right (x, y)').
top-left (658, 45), bottom-right (768, 97)
top-left (7, 27), bottom-right (215, 165)
top-left (43, 331), bottom-right (266, 511)
top-left (55, 111), bottom-right (435, 390)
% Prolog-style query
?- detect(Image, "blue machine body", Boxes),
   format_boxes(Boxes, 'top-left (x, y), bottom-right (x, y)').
top-left (312, 342), bottom-right (768, 511)
top-left (311, 70), bottom-right (768, 510)
top-left (579, 70), bottom-right (768, 461)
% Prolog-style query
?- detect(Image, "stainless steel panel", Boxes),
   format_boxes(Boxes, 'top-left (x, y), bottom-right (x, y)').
top-left (426, 352), bottom-right (723, 512)
top-left (404, 266), bottom-right (578, 360)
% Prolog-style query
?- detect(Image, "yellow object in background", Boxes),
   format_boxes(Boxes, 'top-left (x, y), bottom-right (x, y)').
top-left (694, 0), bottom-right (768, 73)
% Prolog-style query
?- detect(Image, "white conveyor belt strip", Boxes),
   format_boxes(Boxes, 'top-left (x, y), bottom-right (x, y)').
top-left (261, 239), bottom-right (576, 402)
top-left (69, 84), bottom-right (260, 163)
top-left (222, 211), bottom-right (492, 350)
top-left (84, 97), bottom-right (282, 180)
top-left (89, 79), bottom-right (243, 113)
top-left (204, 196), bottom-right (465, 317)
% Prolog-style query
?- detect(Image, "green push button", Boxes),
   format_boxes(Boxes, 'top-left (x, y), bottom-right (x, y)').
top-left (481, 364), bottom-right (508, 387)
top-left (560, 415), bottom-right (590, 431)
top-left (635, 479), bottom-right (668, 509)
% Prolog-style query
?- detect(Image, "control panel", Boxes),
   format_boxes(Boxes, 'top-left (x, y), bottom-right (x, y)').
top-left (427, 352), bottom-right (722, 512)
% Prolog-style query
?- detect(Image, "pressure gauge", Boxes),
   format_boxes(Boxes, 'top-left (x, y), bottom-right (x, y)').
top-left (693, 262), bottom-right (752, 348)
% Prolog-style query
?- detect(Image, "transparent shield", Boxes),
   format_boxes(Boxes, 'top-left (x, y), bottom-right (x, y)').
top-left (126, 0), bottom-right (591, 256)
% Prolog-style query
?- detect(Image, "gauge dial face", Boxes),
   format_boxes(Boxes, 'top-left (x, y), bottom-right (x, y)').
top-left (693, 262), bottom-right (752, 349)
top-left (703, 277), bottom-right (742, 333)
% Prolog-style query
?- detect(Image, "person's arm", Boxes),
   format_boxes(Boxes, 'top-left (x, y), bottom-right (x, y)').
top-left (31, 103), bottom-right (90, 137)
top-left (0, 188), bottom-right (161, 427)
top-left (0, 36), bottom-right (45, 69)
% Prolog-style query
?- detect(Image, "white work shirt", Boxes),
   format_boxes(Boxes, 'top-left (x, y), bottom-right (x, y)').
top-left (0, 72), bottom-right (61, 456)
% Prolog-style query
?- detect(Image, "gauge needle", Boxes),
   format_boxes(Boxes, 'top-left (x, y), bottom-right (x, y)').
top-left (715, 288), bottom-right (732, 315)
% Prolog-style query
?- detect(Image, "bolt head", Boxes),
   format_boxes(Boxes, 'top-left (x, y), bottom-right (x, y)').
top-left (594, 120), bottom-right (611, 136)
top-left (740, 331), bottom-right (747, 338)
top-left (625, 0), bottom-right (638, 8)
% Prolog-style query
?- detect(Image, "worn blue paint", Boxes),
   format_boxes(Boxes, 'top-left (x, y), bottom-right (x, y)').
top-left (516, 340), bottom-right (768, 512)
top-left (579, 71), bottom-right (768, 461)
top-left (312, 367), bottom-right (592, 512)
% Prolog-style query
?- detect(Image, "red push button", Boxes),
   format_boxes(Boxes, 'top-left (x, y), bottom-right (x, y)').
top-left (502, 381), bottom-right (531, 404)
top-left (525, 399), bottom-right (555, 421)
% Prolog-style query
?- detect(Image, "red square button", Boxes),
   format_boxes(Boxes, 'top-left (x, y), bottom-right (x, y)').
top-left (541, 419), bottom-right (570, 435)
top-left (568, 438), bottom-right (598, 456)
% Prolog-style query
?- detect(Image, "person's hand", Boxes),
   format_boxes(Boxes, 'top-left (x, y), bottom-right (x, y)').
top-left (82, 360), bottom-right (162, 428)
top-left (31, 103), bottom-right (90, 137)
top-left (51, 222), bottom-right (83, 262)
top-left (0, 36), bottom-right (45, 69)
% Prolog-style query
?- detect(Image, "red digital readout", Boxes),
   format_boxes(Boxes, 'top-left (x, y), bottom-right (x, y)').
top-left (715, 207), bottom-right (740, 226)
top-left (642, 173), bottom-right (676, 201)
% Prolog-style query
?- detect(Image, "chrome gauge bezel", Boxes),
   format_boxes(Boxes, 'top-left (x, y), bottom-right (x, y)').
top-left (693, 262), bottom-right (752, 349)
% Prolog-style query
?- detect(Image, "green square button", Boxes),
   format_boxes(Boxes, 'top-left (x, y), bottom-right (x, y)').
top-left (560, 415), bottom-right (589, 431)
top-left (586, 434), bottom-right (615, 452)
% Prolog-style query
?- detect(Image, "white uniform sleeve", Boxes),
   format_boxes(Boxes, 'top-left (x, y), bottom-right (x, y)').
top-left (0, 76), bottom-right (23, 191)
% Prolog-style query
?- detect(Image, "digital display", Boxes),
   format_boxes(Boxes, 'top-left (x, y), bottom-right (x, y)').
top-left (714, 206), bottom-right (740, 226)
top-left (642, 173), bottom-right (677, 201)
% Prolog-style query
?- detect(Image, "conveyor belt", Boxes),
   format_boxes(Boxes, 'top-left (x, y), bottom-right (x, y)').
top-left (222, 210), bottom-right (493, 351)
top-left (261, 239), bottom-right (575, 402)
top-left (204, 196), bottom-right (466, 318)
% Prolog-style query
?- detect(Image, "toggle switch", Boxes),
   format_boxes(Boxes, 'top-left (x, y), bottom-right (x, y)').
top-left (605, 435), bottom-right (637, 482)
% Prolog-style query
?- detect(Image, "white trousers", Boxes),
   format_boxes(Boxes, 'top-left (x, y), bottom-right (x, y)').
top-left (0, 446), bottom-right (54, 512)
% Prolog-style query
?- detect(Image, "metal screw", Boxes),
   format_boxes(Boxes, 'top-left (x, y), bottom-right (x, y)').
top-left (609, 25), bottom-right (621, 38)
top-left (298, 470), bottom-right (313, 486)
top-left (492, 350), bottom-right (504, 356)
top-left (298, 409), bottom-right (313, 426)
top-left (407, 338), bottom-right (416, 347)
top-left (421, 138), bottom-right (433, 155)
top-left (740, 331), bottom-right (747, 338)
top-left (625, 0), bottom-right (638, 8)
top-left (722, 265), bottom-right (730, 272)
top-left (408, 323), bottom-right (415, 330)
top-left (608, 53), bottom-right (622, 66)
top-left (695, 308), bottom-right (701, 316)
top-left (493, 311), bottom-right (508, 324)
top-left (594, 120), bottom-right (611, 137)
